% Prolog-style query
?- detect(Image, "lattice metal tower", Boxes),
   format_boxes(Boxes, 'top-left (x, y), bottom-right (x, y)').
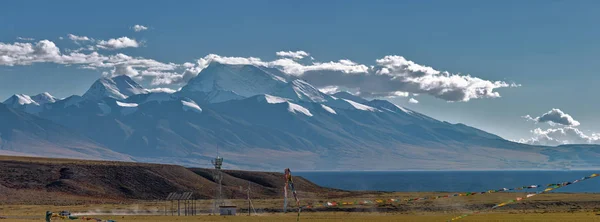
top-left (211, 150), bottom-right (224, 214)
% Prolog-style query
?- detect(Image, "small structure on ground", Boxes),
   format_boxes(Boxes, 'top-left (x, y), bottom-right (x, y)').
top-left (165, 192), bottom-right (196, 216)
top-left (219, 206), bottom-right (237, 215)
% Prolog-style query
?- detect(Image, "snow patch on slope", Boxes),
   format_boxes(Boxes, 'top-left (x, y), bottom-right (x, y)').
top-left (275, 79), bottom-right (328, 103)
top-left (320, 104), bottom-right (337, 114)
top-left (116, 101), bottom-right (138, 107)
top-left (342, 99), bottom-right (378, 111)
top-left (394, 104), bottom-right (412, 113)
top-left (181, 100), bottom-right (202, 113)
top-left (264, 94), bottom-right (289, 104)
top-left (288, 102), bottom-right (313, 117)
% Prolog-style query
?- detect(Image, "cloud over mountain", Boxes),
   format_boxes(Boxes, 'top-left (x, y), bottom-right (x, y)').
top-left (519, 108), bottom-right (598, 146)
top-left (1, 35), bottom-right (517, 102)
top-left (276, 51), bottom-right (309, 59)
top-left (523, 108), bottom-right (580, 126)
top-left (519, 127), bottom-right (600, 146)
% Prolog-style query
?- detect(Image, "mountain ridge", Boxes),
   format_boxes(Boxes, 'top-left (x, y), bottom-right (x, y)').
top-left (2, 63), bottom-right (600, 170)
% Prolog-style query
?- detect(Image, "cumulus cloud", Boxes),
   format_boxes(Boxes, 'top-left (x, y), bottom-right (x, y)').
top-left (0, 38), bottom-right (518, 101)
top-left (16, 37), bottom-right (35, 41)
top-left (198, 54), bottom-right (370, 75)
top-left (276, 51), bottom-right (309, 60)
top-left (519, 108), bottom-right (597, 146)
top-left (409, 98), bottom-right (419, 104)
top-left (68, 34), bottom-right (91, 42)
top-left (191, 53), bottom-right (517, 101)
top-left (132, 25), bottom-right (148, 32)
top-left (519, 127), bottom-right (600, 146)
top-left (0, 40), bottom-right (105, 66)
top-left (0, 39), bottom-right (184, 86)
top-left (97, 37), bottom-right (140, 50)
top-left (523, 108), bottom-right (580, 126)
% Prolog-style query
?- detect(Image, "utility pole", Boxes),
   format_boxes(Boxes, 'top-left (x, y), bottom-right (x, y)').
top-left (247, 181), bottom-right (250, 216)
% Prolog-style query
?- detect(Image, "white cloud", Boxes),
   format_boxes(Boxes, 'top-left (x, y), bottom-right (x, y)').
top-left (409, 98), bottom-right (419, 104)
top-left (364, 55), bottom-right (518, 102)
top-left (197, 54), bottom-right (369, 75)
top-left (0, 39), bottom-right (184, 87)
top-left (132, 25), bottom-right (148, 32)
top-left (68, 34), bottom-right (91, 42)
top-left (0, 37), bottom-right (519, 101)
top-left (148, 87), bottom-right (177, 93)
top-left (112, 64), bottom-right (139, 77)
top-left (0, 40), bottom-right (105, 66)
top-left (392, 91), bottom-right (409, 97)
top-left (16, 37), bottom-right (35, 41)
top-left (192, 53), bottom-right (517, 101)
top-left (97, 37), bottom-right (140, 50)
top-left (519, 127), bottom-right (600, 146)
top-left (523, 108), bottom-right (580, 126)
top-left (276, 51), bottom-right (309, 60)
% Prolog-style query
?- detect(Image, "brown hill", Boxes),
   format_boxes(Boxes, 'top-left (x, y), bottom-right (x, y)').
top-left (0, 155), bottom-right (338, 205)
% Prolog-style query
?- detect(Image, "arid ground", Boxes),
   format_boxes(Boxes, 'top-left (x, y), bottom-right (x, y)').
top-left (2, 156), bottom-right (600, 221)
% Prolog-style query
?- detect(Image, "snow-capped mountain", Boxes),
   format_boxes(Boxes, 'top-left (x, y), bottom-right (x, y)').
top-left (83, 75), bottom-right (149, 100)
top-left (4, 62), bottom-right (600, 170)
top-left (31, 92), bottom-right (58, 104)
top-left (3, 92), bottom-right (59, 114)
top-left (179, 63), bottom-right (330, 103)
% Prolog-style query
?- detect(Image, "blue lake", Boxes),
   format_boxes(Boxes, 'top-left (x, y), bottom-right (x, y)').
top-left (294, 171), bottom-right (600, 193)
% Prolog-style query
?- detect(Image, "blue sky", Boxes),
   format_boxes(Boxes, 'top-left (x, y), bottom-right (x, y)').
top-left (1, 1), bottom-right (599, 143)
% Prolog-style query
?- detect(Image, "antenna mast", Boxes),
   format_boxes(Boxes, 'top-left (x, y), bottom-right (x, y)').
top-left (247, 181), bottom-right (257, 216)
top-left (211, 145), bottom-right (224, 214)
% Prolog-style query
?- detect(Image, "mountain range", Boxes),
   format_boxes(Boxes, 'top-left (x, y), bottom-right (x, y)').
top-left (3, 62), bottom-right (600, 170)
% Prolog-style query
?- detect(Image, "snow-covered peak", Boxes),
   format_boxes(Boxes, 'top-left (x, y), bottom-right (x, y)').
top-left (181, 62), bottom-right (289, 99)
top-left (83, 75), bottom-right (149, 100)
top-left (3, 94), bottom-right (38, 106)
top-left (3, 92), bottom-right (60, 111)
top-left (31, 92), bottom-right (58, 104)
